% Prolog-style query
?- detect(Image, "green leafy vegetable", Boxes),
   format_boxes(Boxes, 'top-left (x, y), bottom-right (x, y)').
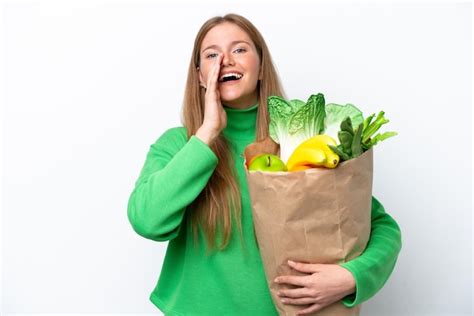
top-left (328, 144), bottom-right (351, 161)
top-left (369, 131), bottom-right (398, 147)
top-left (268, 92), bottom-right (397, 164)
top-left (268, 94), bottom-right (326, 163)
top-left (323, 103), bottom-right (364, 144)
top-left (362, 111), bottom-right (390, 144)
top-left (351, 123), bottom-right (363, 158)
top-left (338, 130), bottom-right (353, 156)
top-left (362, 113), bottom-right (375, 132)
top-left (341, 118), bottom-right (354, 136)
top-left (329, 113), bottom-right (398, 161)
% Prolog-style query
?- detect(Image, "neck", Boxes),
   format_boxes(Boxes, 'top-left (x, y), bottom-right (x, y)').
top-left (221, 93), bottom-right (258, 110)
top-left (222, 101), bottom-right (259, 141)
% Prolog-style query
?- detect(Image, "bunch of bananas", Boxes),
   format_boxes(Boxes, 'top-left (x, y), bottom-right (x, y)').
top-left (286, 135), bottom-right (340, 171)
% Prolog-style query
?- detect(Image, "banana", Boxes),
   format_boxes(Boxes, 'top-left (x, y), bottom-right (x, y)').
top-left (300, 134), bottom-right (337, 148)
top-left (287, 135), bottom-right (340, 171)
top-left (290, 164), bottom-right (312, 171)
top-left (287, 147), bottom-right (326, 171)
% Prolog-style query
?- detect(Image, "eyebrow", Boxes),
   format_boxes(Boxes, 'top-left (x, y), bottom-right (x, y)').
top-left (201, 40), bottom-right (251, 54)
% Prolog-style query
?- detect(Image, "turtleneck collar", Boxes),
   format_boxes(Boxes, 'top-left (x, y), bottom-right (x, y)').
top-left (222, 102), bottom-right (258, 142)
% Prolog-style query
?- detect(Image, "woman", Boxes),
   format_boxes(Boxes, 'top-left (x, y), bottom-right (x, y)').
top-left (127, 13), bottom-right (402, 315)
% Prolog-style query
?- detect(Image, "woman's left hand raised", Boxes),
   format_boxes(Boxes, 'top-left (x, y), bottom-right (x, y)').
top-left (274, 260), bottom-right (356, 315)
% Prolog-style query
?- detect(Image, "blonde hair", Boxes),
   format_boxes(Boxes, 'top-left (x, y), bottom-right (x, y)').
top-left (181, 13), bottom-right (286, 254)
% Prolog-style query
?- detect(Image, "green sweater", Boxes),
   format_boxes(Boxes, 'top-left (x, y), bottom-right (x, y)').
top-left (127, 102), bottom-right (402, 315)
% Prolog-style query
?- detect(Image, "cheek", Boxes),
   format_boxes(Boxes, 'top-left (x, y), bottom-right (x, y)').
top-left (200, 65), bottom-right (211, 81)
top-left (243, 58), bottom-right (260, 79)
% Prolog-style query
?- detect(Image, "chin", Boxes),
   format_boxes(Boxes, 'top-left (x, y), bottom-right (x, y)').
top-left (220, 95), bottom-right (242, 104)
top-left (219, 90), bottom-right (244, 103)
top-left (219, 81), bottom-right (257, 105)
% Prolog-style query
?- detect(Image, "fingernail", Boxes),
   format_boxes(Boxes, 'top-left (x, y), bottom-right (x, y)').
top-left (274, 278), bottom-right (279, 283)
top-left (288, 260), bottom-right (295, 265)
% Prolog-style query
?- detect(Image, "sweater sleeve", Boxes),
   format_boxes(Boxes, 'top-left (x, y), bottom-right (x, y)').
top-left (127, 127), bottom-right (218, 242)
top-left (339, 196), bottom-right (402, 307)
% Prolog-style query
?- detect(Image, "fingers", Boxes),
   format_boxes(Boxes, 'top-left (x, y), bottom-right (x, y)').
top-left (288, 260), bottom-right (321, 273)
top-left (206, 55), bottom-right (222, 92)
top-left (280, 296), bottom-right (317, 306)
top-left (275, 275), bottom-right (309, 287)
top-left (278, 287), bottom-right (312, 299)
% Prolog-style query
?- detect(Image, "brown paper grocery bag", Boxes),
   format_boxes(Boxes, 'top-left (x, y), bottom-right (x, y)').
top-left (243, 137), bottom-right (373, 316)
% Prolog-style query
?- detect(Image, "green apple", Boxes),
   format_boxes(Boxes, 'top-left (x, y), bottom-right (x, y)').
top-left (248, 154), bottom-right (288, 172)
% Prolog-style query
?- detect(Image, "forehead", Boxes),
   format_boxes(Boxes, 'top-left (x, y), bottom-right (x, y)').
top-left (201, 22), bottom-right (253, 51)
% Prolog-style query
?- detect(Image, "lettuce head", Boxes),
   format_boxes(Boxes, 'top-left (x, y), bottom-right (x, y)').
top-left (324, 103), bottom-right (364, 142)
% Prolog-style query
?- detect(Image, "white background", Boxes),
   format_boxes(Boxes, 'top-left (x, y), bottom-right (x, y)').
top-left (1, 1), bottom-right (472, 315)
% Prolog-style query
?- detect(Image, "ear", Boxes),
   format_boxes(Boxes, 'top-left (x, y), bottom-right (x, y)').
top-left (197, 66), bottom-right (206, 88)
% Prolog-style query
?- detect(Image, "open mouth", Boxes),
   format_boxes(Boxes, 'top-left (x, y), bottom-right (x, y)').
top-left (219, 72), bottom-right (243, 83)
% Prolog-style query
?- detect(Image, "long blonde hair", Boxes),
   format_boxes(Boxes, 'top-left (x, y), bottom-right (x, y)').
top-left (182, 13), bottom-right (286, 254)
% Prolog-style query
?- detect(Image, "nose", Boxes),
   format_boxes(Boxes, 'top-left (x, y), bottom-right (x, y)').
top-left (221, 52), bottom-right (235, 67)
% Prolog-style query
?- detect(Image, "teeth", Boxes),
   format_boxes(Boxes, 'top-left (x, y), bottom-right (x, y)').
top-left (219, 73), bottom-right (243, 81)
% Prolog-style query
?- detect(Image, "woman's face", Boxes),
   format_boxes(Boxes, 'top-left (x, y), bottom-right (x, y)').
top-left (198, 22), bottom-right (262, 109)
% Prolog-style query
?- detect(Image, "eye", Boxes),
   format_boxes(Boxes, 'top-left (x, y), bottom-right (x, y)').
top-left (234, 48), bottom-right (247, 53)
top-left (206, 53), bottom-right (218, 59)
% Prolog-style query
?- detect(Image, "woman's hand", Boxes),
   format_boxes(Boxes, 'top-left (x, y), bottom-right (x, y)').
top-left (274, 260), bottom-right (356, 315)
top-left (196, 55), bottom-right (227, 145)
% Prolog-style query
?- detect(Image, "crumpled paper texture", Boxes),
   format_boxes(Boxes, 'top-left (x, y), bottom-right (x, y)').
top-left (243, 137), bottom-right (373, 316)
